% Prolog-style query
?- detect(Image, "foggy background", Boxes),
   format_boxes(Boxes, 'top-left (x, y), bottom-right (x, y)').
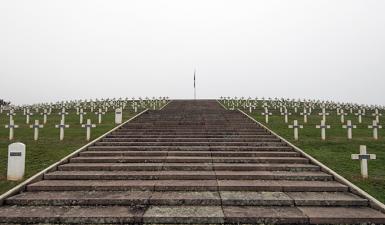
top-left (1, 0), bottom-right (385, 105)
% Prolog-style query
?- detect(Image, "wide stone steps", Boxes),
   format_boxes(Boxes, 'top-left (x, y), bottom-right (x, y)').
top-left (0, 100), bottom-right (384, 224)
top-left (0, 205), bottom-right (384, 224)
top-left (6, 191), bottom-right (368, 207)
top-left (58, 163), bottom-right (321, 172)
top-left (94, 141), bottom-right (287, 146)
top-left (79, 150), bottom-right (300, 157)
top-left (87, 145), bottom-right (294, 152)
top-left (69, 156), bottom-right (309, 164)
top-left (43, 170), bottom-right (332, 181)
top-left (26, 180), bottom-right (348, 192)
top-left (101, 137), bottom-right (281, 142)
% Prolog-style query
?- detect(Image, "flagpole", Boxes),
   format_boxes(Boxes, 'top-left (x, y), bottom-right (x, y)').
top-left (194, 69), bottom-right (196, 100)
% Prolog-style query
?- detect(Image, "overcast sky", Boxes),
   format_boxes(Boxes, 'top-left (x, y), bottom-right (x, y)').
top-left (1, 0), bottom-right (385, 105)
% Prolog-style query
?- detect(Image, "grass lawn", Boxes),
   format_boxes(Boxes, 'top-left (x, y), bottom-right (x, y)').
top-left (0, 106), bottom-right (140, 195)
top-left (221, 100), bottom-right (385, 204)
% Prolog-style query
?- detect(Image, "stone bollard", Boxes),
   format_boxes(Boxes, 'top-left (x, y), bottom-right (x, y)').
top-left (115, 108), bottom-right (123, 124)
top-left (7, 143), bottom-right (26, 181)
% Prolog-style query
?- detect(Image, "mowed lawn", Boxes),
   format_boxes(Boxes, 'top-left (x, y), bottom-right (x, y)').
top-left (220, 100), bottom-right (385, 204)
top-left (0, 107), bottom-right (138, 195)
top-left (241, 105), bottom-right (385, 204)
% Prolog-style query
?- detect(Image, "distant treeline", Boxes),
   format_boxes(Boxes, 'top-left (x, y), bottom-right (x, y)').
top-left (0, 99), bottom-right (11, 106)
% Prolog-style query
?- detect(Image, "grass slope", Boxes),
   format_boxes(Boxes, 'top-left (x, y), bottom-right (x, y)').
top-left (222, 101), bottom-right (385, 204)
top-left (0, 108), bottom-right (138, 195)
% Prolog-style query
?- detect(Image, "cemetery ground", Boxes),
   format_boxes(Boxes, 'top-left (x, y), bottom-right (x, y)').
top-left (242, 106), bottom-right (385, 204)
top-left (0, 108), bottom-right (137, 195)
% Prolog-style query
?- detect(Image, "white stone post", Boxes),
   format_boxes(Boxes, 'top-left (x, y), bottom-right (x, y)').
top-left (7, 142), bottom-right (26, 181)
top-left (95, 108), bottom-right (105, 124)
top-left (115, 108), bottom-right (123, 124)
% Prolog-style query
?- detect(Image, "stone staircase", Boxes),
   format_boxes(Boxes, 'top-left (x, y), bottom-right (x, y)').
top-left (0, 100), bottom-right (384, 224)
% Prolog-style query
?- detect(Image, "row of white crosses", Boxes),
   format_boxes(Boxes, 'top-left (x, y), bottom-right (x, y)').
top-left (1, 97), bottom-right (169, 141)
top-left (288, 119), bottom-right (382, 141)
top-left (220, 97), bottom-right (380, 179)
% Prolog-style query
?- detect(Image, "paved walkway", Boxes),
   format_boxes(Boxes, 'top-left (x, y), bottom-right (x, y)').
top-left (0, 100), bottom-right (384, 224)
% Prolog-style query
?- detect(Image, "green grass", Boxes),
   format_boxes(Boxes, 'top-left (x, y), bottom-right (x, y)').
top-left (221, 100), bottom-right (385, 204)
top-left (0, 106), bottom-right (140, 195)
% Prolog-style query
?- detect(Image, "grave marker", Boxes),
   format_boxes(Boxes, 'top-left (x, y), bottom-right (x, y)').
top-left (316, 120), bottom-right (331, 140)
top-left (5, 120), bottom-right (19, 140)
top-left (95, 108), bottom-right (105, 124)
top-left (115, 108), bottom-right (123, 124)
top-left (82, 119), bottom-right (96, 141)
top-left (288, 120), bottom-right (303, 140)
top-left (30, 120), bottom-right (44, 141)
top-left (368, 120), bottom-right (382, 140)
top-left (7, 142), bottom-right (25, 181)
top-left (55, 120), bottom-right (69, 141)
top-left (342, 120), bottom-right (357, 140)
top-left (351, 145), bottom-right (376, 179)
top-left (261, 108), bottom-right (272, 124)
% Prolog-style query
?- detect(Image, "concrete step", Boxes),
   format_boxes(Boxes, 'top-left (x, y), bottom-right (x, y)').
top-left (44, 171), bottom-right (332, 181)
top-left (27, 180), bottom-right (348, 192)
top-left (58, 163), bottom-right (320, 172)
top-left (69, 156), bottom-right (309, 164)
top-left (0, 205), bottom-right (383, 224)
top-left (106, 134), bottom-right (274, 138)
top-left (94, 142), bottom-right (287, 146)
top-left (6, 191), bottom-right (368, 207)
top-left (222, 206), bottom-right (385, 224)
top-left (87, 146), bottom-right (293, 152)
top-left (79, 151), bottom-right (300, 157)
top-left (101, 137), bottom-right (281, 142)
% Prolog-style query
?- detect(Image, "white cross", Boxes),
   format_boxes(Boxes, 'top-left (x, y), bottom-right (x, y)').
top-left (5, 120), bottom-right (19, 140)
top-left (7, 109), bottom-right (16, 121)
top-left (318, 108), bottom-right (330, 122)
top-left (58, 108), bottom-right (69, 123)
top-left (338, 109), bottom-right (348, 124)
top-left (77, 108), bottom-right (87, 124)
top-left (94, 108), bottom-right (105, 124)
top-left (288, 120), bottom-right (303, 140)
top-left (30, 120), bottom-right (44, 141)
top-left (82, 119), bottom-right (96, 141)
top-left (261, 108), bottom-right (272, 123)
top-left (368, 120), bottom-right (382, 140)
top-left (280, 108), bottom-right (292, 123)
top-left (316, 120), bottom-right (331, 140)
top-left (342, 120), bottom-right (357, 140)
top-left (40, 108), bottom-right (51, 124)
top-left (355, 109), bottom-right (365, 124)
top-left (372, 109), bottom-right (382, 123)
top-left (351, 145), bottom-right (376, 179)
top-left (300, 108), bottom-right (311, 123)
top-left (55, 120), bottom-right (69, 141)
top-left (25, 108), bottom-right (34, 124)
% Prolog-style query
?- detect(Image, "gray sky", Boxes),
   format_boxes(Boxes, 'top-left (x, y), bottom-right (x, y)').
top-left (1, 0), bottom-right (385, 105)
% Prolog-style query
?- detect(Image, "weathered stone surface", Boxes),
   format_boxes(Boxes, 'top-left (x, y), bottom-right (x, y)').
top-left (220, 191), bottom-right (293, 206)
top-left (298, 206), bottom-right (385, 224)
top-left (223, 206), bottom-right (308, 224)
top-left (143, 206), bottom-right (224, 224)
top-left (287, 192), bottom-right (369, 206)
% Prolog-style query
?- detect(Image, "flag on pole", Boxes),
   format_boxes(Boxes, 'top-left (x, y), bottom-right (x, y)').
top-left (194, 69), bottom-right (196, 99)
